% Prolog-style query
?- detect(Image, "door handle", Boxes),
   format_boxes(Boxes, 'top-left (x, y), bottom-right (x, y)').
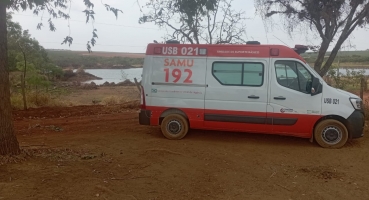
top-left (274, 96), bottom-right (286, 100)
top-left (248, 95), bottom-right (260, 99)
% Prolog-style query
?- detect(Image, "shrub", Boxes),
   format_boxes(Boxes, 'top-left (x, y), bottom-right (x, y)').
top-left (63, 69), bottom-right (75, 80)
top-left (11, 91), bottom-right (70, 110)
top-left (10, 93), bottom-right (24, 109)
top-left (326, 66), bottom-right (365, 90)
top-left (27, 92), bottom-right (52, 107)
top-left (76, 67), bottom-right (85, 74)
top-left (102, 96), bottom-right (119, 106)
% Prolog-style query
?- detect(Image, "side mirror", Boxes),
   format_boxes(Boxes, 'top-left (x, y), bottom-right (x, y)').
top-left (311, 76), bottom-right (322, 96)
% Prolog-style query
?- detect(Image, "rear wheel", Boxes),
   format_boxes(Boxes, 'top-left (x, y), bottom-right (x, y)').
top-left (314, 119), bottom-right (348, 148)
top-left (160, 114), bottom-right (189, 140)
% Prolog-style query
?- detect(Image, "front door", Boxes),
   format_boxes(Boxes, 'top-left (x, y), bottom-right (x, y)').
top-left (204, 58), bottom-right (269, 133)
top-left (268, 59), bottom-right (322, 138)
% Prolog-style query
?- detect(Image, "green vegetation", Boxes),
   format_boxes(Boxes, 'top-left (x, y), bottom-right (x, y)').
top-left (326, 66), bottom-right (366, 91)
top-left (302, 51), bottom-right (369, 68)
top-left (7, 13), bottom-right (65, 110)
top-left (46, 50), bottom-right (144, 69)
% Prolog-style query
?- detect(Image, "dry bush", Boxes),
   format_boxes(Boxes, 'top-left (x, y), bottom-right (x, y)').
top-left (10, 93), bottom-right (24, 109)
top-left (102, 96), bottom-right (136, 106)
top-left (62, 69), bottom-right (75, 81)
top-left (11, 92), bottom-right (72, 110)
top-left (27, 92), bottom-right (52, 107)
top-left (120, 100), bottom-right (140, 109)
top-left (119, 97), bottom-right (130, 104)
top-left (102, 96), bottom-right (120, 106)
top-left (76, 67), bottom-right (85, 74)
top-left (116, 79), bottom-right (135, 86)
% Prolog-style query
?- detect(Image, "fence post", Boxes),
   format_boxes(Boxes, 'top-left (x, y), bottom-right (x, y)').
top-left (134, 77), bottom-right (141, 94)
top-left (360, 77), bottom-right (364, 100)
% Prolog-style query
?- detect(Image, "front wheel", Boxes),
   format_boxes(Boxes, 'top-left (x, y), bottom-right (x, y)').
top-left (160, 114), bottom-right (189, 140)
top-left (314, 119), bottom-right (349, 148)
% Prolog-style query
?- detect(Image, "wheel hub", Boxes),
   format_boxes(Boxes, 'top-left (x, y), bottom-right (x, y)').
top-left (167, 120), bottom-right (182, 135)
top-left (322, 126), bottom-right (342, 145)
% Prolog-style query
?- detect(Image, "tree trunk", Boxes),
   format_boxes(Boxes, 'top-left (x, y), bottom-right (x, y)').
top-left (0, 2), bottom-right (21, 155)
top-left (20, 50), bottom-right (27, 110)
top-left (319, 37), bottom-right (348, 77)
top-left (314, 40), bottom-right (330, 76)
top-left (20, 74), bottom-right (27, 110)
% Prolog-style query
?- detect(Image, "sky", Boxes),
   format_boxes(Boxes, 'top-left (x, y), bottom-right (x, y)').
top-left (8, 0), bottom-right (369, 53)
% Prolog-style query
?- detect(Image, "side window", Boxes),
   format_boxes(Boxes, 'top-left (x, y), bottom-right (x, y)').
top-left (213, 62), bottom-right (264, 86)
top-left (243, 63), bottom-right (263, 86)
top-left (213, 63), bottom-right (242, 85)
top-left (275, 61), bottom-right (313, 93)
top-left (275, 62), bottom-right (298, 90)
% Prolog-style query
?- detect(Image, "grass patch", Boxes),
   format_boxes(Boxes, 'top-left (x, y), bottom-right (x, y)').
top-left (101, 96), bottom-right (131, 106)
top-left (11, 91), bottom-right (73, 110)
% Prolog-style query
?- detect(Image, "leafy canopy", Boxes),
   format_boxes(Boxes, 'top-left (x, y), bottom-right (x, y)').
top-left (255, 0), bottom-right (369, 76)
top-left (139, 0), bottom-right (248, 44)
top-left (6, 0), bottom-right (122, 52)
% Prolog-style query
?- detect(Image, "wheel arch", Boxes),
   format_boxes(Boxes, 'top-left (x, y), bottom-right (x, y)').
top-left (159, 108), bottom-right (189, 125)
top-left (311, 115), bottom-right (350, 142)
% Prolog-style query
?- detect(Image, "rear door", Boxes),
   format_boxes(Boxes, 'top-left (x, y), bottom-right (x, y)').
top-left (204, 58), bottom-right (269, 133)
top-left (148, 55), bottom-right (207, 127)
top-left (268, 59), bottom-right (322, 137)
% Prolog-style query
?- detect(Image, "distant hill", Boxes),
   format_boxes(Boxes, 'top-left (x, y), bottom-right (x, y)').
top-left (301, 50), bottom-right (369, 67)
top-left (46, 50), bottom-right (145, 69)
top-left (46, 49), bottom-right (369, 69)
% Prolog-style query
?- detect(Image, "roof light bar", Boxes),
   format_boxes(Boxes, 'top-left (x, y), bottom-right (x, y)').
top-left (293, 45), bottom-right (309, 55)
top-left (199, 48), bottom-right (207, 55)
top-left (270, 48), bottom-right (279, 56)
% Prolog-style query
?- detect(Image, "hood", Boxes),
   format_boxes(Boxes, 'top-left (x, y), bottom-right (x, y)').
top-left (336, 88), bottom-right (360, 99)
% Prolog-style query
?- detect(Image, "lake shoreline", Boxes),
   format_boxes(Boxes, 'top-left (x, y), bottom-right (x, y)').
top-left (67, 65), bottom-right (143, 70)
top-left (78, 68), bottom-right (143, 86)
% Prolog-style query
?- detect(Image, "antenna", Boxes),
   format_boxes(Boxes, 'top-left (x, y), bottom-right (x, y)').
top-left (262, 23), bottom-right (269, 44)
top-left (273, 35), bottom-right (289, 46)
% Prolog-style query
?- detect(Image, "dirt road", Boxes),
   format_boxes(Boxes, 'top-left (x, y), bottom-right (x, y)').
top-left (1, 104), bottom-right (369, 200)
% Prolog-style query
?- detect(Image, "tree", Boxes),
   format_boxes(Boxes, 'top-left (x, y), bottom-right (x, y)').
top-left (0, 1), bottom-right (20, 155)
top-left (255, 0), bottom-right (369, 76)
top-left (0, 0), bottom-right (122, 155)
top-left (139, 0), bottom-right (248, 44)
top-left (14, 29), bottom-right (49, 110)
top-left (8, 13), bottom-right (64, 100)
top-left (7, 12), bottom-right (22, 72)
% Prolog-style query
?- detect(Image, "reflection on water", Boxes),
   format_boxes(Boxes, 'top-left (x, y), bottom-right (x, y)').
top-left (82, 68), bottom-right (142, 85)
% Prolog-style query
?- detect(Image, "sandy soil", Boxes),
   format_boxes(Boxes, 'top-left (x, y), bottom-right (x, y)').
top-left (0, 100), bottom-right (369, 199)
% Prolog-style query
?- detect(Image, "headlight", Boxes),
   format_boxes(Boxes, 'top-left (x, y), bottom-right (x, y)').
top-left (349, 98), bottom-right (362, 110)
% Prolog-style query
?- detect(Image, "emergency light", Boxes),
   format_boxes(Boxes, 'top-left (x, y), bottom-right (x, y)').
top-left (154, 47), bottom-right (162, 54)
top-left (293, 45), bottom-right (309, 55)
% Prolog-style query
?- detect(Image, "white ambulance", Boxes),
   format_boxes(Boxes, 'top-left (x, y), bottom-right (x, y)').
top-left (138, 40), bottom-right (365, 148)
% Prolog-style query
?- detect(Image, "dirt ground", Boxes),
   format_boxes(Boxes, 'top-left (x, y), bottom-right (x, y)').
top-left (1, 88), bottom-right (369, 200)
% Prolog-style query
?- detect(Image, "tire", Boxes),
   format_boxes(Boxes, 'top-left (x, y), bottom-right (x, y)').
top-left (160, 114), bottom-right (189, 140)
top-left (314, 119), bottom-right (349, 148)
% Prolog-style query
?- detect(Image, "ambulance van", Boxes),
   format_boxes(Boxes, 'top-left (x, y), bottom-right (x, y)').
top-left (138, 40), bottom-right (365, 148)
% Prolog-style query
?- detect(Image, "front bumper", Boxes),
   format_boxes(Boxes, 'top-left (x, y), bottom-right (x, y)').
top-left (347, 110), bottom-right (365, 139)
top-left (139, 109), bottom-right (151, 125)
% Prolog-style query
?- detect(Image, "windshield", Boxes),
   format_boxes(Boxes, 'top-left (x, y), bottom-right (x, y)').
top-left (305, 63), bottom-right (326, 83)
